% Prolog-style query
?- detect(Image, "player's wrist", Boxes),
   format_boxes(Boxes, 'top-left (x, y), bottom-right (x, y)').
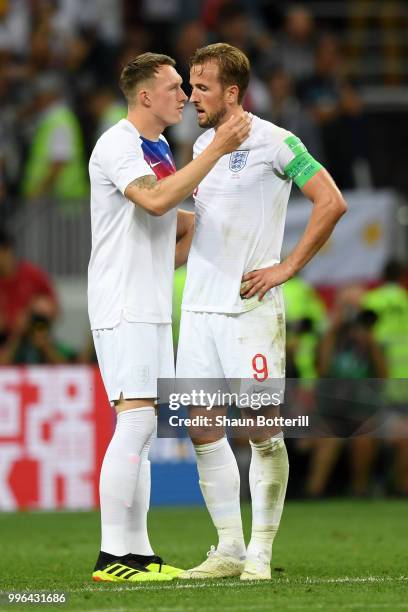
top-left (280, 259), bottom-right (297, 281)
top-left (205, 140), bottom-right (226, 161)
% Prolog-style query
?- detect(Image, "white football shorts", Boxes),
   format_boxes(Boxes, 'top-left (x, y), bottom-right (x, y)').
top-left (176, 288), bottom-right (286, 381)
top-left (92, 317), bottom-right (174, 402)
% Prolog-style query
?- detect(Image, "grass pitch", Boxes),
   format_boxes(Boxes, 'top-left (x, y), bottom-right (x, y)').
top-left (0, 500), bottom-right (407, 611)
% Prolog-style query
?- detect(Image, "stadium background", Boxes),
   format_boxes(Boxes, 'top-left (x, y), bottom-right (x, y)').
top-left (0, 1), bottom-right (407, 604)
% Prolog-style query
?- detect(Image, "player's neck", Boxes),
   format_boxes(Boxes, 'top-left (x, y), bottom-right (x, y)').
top-left (215, 105), bottom-right (244, 130)
top-left (126, 110), bottom-right (163, 142)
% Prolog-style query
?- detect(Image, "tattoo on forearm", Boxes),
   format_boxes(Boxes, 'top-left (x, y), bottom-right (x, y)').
top-left (129, 175), bottom-right (158, 191)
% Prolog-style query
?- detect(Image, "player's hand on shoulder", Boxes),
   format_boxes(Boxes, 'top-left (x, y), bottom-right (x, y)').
top-left (240, 262), bottom-right (293, 301)
top-left (213, 112), bottom-right (251, 155)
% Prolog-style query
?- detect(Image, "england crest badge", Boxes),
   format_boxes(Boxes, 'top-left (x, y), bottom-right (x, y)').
top-left (229, 150), bottom-right (249, 172)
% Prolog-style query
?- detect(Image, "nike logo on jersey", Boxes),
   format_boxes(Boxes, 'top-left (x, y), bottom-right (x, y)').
top-left (149, 161), bottom-right (161, 168)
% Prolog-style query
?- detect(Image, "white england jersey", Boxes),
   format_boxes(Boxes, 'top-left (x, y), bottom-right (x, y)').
top-left (88, 119), bottom-right (177, 329)
top-left (182, 115), bottom-right (300, 314)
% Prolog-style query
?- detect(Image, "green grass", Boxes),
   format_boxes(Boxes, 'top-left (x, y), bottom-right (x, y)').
top-left (0, 500), bottom-right (407, 611)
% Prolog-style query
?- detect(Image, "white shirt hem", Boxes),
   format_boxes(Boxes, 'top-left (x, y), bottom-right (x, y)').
top-left (181, 301), bottom-right (264, 315)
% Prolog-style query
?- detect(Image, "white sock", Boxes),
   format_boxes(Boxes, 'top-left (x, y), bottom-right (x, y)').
top-left (126, 420), bottom-right (156, 556)
top-left (247, 435), bottom-right (289, 565)
top-left (195, 437), bottom-right (246, 560)
top-left (99, 407), bottom-right (156, 556)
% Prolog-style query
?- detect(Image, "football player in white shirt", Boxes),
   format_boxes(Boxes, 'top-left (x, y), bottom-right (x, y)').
top-left (88, 52), bottom-right (251, 583)
top-left (176, 44), bottom-right (347, 581)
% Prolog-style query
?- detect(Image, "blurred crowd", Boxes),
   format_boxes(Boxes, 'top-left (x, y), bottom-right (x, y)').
top-left (0, 0), bottom-right (407, 498)
top-left (282, 261), bottom-right (408, 499)
top-left (1, 0), bottom-right (408, 227)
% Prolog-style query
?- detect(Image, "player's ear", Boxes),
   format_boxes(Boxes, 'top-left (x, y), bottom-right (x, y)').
top-left (225, 84), bottom-right (239, 104)
top-left (139, 87), bottom-right (152, 108)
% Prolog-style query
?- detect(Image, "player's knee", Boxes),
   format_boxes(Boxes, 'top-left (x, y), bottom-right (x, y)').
top-left (190, 431), bottom-right (226, 446)
top-left (114, 395), bottom-right (156, 414)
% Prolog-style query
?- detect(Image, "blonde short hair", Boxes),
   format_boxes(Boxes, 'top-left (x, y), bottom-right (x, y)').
top-left (190, 43), bottom-right (250, 104)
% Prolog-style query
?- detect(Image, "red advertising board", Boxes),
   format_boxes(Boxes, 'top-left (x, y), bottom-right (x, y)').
top-left (0, 366), bottom-right (113, 510)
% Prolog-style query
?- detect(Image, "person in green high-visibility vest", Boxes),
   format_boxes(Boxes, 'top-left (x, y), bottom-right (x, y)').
top-left (283, 276), bottom-right (327, 379)
top-left (363, 260), bottom-right (408, 494)
top-left (22, 73), bottom-right (88, 208)
top-left (172, 265), bottom-right (187, 350)
top-left (363, 260), bottom-right (408, 380)
top-left (88, 87), bottom-right (127, 139)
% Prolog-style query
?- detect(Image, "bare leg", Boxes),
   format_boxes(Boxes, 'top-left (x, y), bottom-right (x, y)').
top-left (305, 438), bottom-right (343, 497)
top-left (349, 437), bottom-right (377, 496)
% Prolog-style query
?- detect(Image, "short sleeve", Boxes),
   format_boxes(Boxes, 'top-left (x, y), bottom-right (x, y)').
top-left (98, 133), bottom-right (154, 195)
top-left (272, 132), bottom-right (323, 188)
